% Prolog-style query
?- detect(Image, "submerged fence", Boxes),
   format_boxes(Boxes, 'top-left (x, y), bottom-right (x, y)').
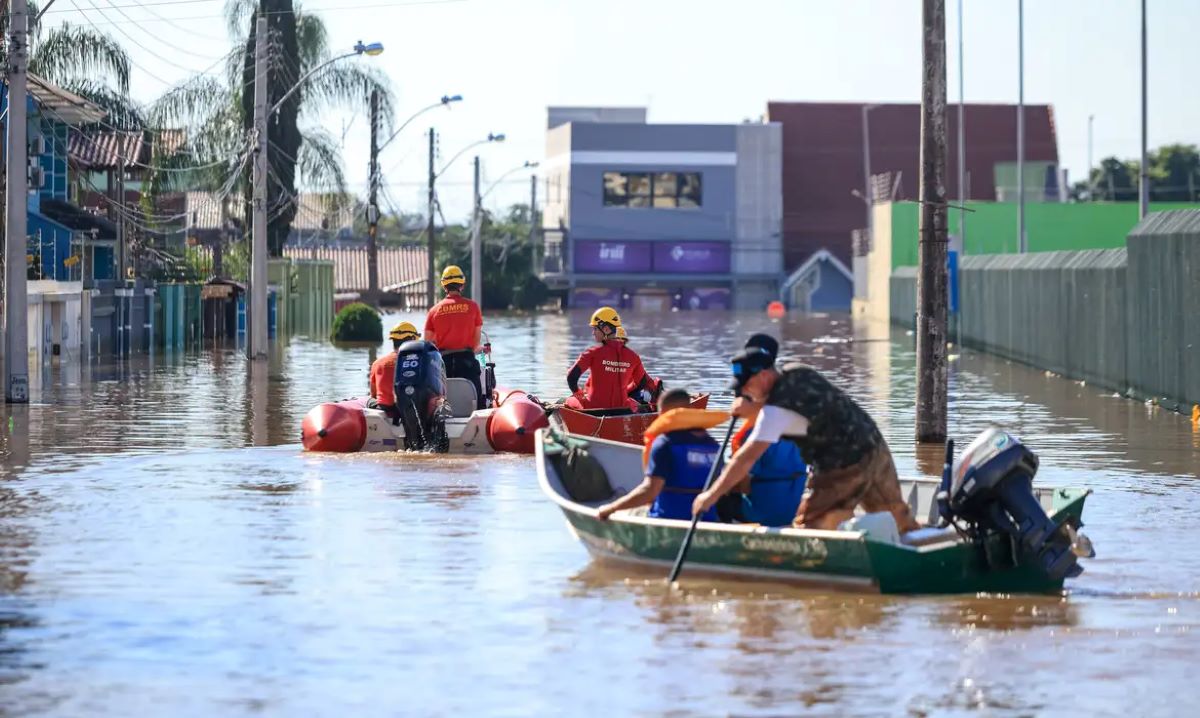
top-left (891, 210), bottom-right (1200, 412)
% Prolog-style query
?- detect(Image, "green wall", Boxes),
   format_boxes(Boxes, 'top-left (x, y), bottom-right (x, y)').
top-left (890, 201), bottom-right (1200, 269)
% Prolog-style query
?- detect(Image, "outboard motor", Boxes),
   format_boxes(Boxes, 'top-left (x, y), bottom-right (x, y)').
top-left (393, 340), bottom-right (451, 452)
top-left (943, 428), bottom-right (1089, 582)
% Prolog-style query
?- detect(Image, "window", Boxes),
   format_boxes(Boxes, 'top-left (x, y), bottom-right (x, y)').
top-left (602, 171), bottom-right (702, 208)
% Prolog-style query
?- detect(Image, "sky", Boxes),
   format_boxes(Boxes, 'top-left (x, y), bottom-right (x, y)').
top-left (42, 0), bottom-right (1200, 222)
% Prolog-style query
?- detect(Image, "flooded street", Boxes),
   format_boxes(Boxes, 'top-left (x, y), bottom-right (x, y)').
top-left (2, 310), bottom-right (1198, 716)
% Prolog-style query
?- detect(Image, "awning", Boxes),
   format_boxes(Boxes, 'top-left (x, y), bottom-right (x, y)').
top-left (38, 197), bottom-right (116, 240)
top-left (27, 74), bottom-right (106, 125)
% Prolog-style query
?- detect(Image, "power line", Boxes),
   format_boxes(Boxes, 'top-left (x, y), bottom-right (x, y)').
top-left (32, 0), bottom-right (469, 22)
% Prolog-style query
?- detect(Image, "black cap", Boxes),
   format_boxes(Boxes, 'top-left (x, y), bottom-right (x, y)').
top-left (744, 333), bottom-right (779, 363)
top-left (728, 346), bottom-right (775, 392)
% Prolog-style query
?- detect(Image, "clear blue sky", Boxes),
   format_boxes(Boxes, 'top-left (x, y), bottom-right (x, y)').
top-left (46, 0), bottom-right (1200, 220)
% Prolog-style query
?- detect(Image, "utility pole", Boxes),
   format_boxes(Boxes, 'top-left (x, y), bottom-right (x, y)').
top-left (1016, 0), bottom-right (1026, 253)
top-left (957, 0), bottom-right (966, 250)
top-left (248, 15), bottom-right (269, 360)
top-left (4, 0), bottom-right (31, 403)
top-left (861, 105), bottom-right (873, 250)
top-left (529, 173), bottom-right (538, 276)
top-left (471, 155), bottom-right (482, 303)
top-left (1138, 0), bottom-right (1149, 219)
top-left (1087, 115), bottom-right (1095, 200)
top-left (917, 0), bottom-right (949, 443)
top-left (117, 148), bottom-right (126, 280)
top-left (426, 127), bottom-right (436, 308)
top-left (367, 89), bottom-right (381, 303)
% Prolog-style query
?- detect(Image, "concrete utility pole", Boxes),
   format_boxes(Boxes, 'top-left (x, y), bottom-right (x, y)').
top-left (4, 0), bottom-right (31, 403)
top-left (957, 0), bottom-right (966, 250)
top-left (426, 127), bottom-right (437, 308)
top-left (117, 148), bottom-right (126, 280)
top-left (917, 0), bottom-right (949, 443)
top-left (367, 88), bottom-right (381, 303)
top-left (471, 155), bottom-right (482, 303)
top-left (1016, 0), bottom-right (1026, 253)
top-left (248, 15), bottom-right (269, 360)
top-left (529, 173), bottom-right (538, 276)
top-left (1138, 0), bottom-right (1149, 219)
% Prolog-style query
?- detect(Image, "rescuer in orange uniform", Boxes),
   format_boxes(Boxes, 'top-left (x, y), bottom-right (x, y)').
top-left (565, 307), bottom-right (653, 411)
top-left (369, 321), bottom-right (420, 419)
top-left (424, 265), bottom-right (486, 409)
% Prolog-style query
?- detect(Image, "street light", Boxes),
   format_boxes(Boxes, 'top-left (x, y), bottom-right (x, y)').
top-left (271, 40), bottom-right (385, 115)
top-left (481, 160), bottom-right (539, 201)
top-left (438, 132), bottom-right (506, 179)
top-left (425, 132), bottom-right (505, 306)
top-left (379, 94), bottom-right (463, 154)
top-left (249, 34), bottom-right (383, 360)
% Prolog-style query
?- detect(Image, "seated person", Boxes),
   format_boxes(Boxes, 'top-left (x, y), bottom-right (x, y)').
top-left (717, 423), bottom-right (808, 527)
top-left (565, 307), bottom-right (648, 411)
top-left (580, 326), bottom-right (664, 408)
top-left (596, 388), bottom-right (721, 522)
top-left (368, 321), bottom-right (420, 420)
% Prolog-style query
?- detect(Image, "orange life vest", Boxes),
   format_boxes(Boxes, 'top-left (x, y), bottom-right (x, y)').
top-left (641, 408), bottom-right (730, 468)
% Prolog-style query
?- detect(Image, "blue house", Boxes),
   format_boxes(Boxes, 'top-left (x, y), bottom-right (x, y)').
top-left (3, 75), bottom-right (113, 283)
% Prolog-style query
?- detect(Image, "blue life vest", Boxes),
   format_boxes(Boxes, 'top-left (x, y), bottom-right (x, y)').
top-left (743, 441), bottom-right (807, 527)
top-left (648, 431), bottom-right (721, 522)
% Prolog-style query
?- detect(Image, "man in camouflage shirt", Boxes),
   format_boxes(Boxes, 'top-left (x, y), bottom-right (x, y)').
top-left (694, 337), bottom-right (919, 532)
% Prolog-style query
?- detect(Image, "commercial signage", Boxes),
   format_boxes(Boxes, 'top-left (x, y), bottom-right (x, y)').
top-left (573, 241), bottom-right (652, 273)
top-left (653, 242), bottom-right (730, 274)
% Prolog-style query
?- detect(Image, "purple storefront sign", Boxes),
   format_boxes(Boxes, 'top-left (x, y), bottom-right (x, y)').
top-left (573, 241), bottom-right (652, 273)
top-left (652, 242), bottom-right (730, 274)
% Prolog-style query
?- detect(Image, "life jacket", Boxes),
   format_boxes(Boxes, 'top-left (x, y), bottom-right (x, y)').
top-left (646, 430), bottom-right (722, 522)
top-left (726, 410), bottom-right (806, 527)
top-left (642, 408), bottom-right (729, 468)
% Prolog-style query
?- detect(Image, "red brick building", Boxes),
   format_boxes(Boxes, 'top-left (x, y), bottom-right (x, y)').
top-left (766, 102), bottom-right (1060, 269)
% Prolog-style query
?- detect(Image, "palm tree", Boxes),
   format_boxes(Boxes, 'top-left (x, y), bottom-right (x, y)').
top-left (151, 0), bottom-right (394, 255)
top-left (0, 1), bottom-right (143, 128)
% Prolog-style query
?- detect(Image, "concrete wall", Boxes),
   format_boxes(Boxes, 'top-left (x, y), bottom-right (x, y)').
top-left (1126, 211), bottom-right (1200, 410)
top-left (733, 123), bottom-right (783, 277)
top-left (888, 209), bottom-right (1200, 411)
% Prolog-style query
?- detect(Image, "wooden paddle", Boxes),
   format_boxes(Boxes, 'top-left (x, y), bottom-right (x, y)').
top-left (667, 418), bottom-right (738, 584)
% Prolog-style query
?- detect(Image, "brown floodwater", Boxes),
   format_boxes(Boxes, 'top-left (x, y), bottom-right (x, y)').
top-left (1, 310), bottom-right (1197, 716)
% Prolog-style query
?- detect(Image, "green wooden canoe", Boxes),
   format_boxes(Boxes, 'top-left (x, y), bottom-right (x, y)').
top-left (536, 429), bottom-right (1092, 595)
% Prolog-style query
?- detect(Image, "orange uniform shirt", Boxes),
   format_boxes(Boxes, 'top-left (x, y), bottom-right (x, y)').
top-left (369, 352), bottom-right (398, 406)
top-left (569, 341), bottom-right (646, 409)
top-left (425, 295), bottom-right (482, 352)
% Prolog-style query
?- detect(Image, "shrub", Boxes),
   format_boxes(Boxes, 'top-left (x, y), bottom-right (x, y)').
top-left (331, 302), bottom-right (383, 342)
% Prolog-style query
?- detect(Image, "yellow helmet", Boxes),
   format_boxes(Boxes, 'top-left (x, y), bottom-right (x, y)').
top-left (615, 326), bottom-right (628, 343)
top-left (388, 321), bottom-right (419, 342)
top-left (440, 265), bottom-right (466, 288)
top-left (589, 306), bottom-right (622, 329)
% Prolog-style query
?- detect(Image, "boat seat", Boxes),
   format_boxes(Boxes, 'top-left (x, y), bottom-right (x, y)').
top-left (445, 378), bottom-right (478, 418)
top-left (901, 526), bottom-right (960, 547)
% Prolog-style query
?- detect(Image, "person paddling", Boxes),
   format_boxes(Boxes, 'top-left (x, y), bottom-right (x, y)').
top-left (424, 265), bottom-right (486, 409)
top-left (565, 307), bottom-right (652, 411)
top-left (597, 388), bottom-right (722, 522)
top-left (693, 337), bottom-right (920, 533)
top-left (368, 321), bottom-right (420, 421)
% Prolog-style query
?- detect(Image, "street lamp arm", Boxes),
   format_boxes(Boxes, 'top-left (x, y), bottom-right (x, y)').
top-left (437, 140), bottom-right (488, 180)
top-left (481, 161), bottom-right (539, 201)
top-left (379, 95), bottom-right (463, 153)
top-left (270, 51), bottom-right (357, 115)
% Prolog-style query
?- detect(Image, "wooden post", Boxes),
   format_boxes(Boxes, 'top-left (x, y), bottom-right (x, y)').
top-left (917, 0), bottom-right (949, 443)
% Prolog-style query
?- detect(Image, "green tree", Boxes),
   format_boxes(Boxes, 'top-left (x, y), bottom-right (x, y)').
top-left (1149, 144), bottom-right (1200, 202)
top-left (149, 1), bottom-right (394, 254)
top-left (435, 204), bottom-right (548, 311)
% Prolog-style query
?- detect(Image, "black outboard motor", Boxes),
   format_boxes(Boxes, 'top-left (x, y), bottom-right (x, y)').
top-left (393, 340), bottom-right (451, 452)
top-left (944, 428), bottom-right (1087, 582)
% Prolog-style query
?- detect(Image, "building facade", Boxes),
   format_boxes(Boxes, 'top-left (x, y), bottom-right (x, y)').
top-left (540, 109), bottom-right (783, 311)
